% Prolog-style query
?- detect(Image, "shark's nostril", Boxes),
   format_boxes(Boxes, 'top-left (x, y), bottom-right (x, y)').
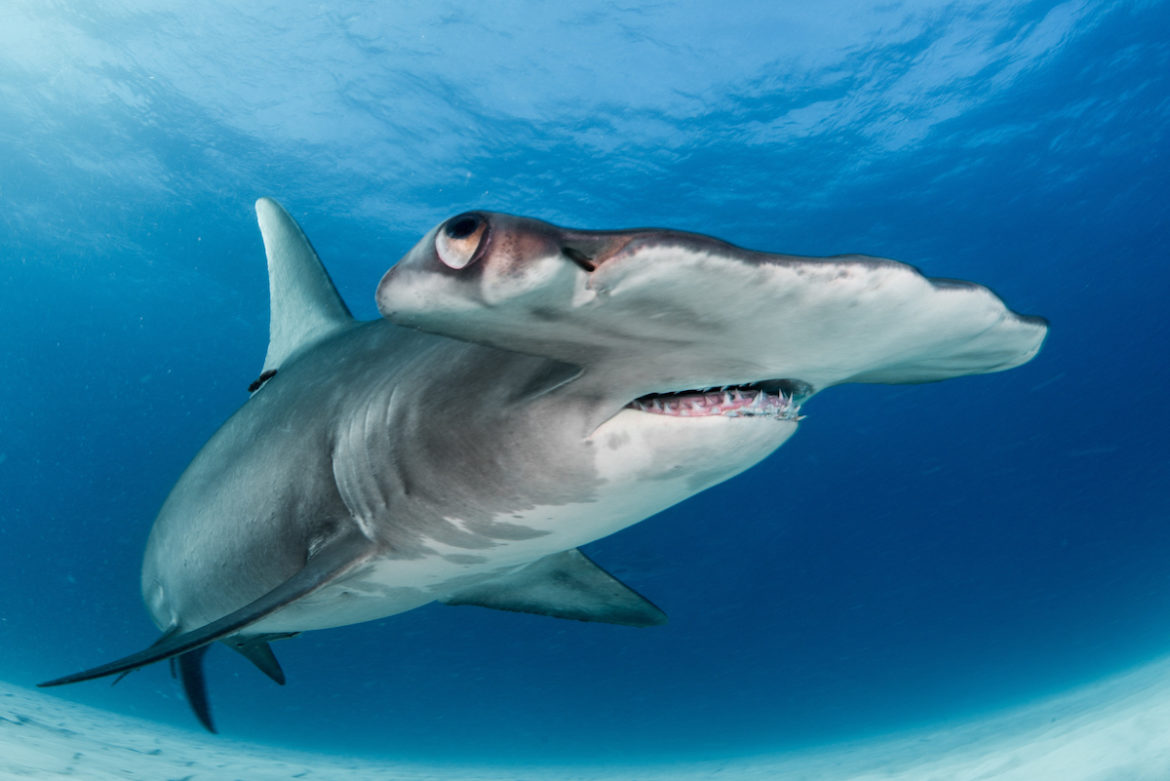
top-left (562, 246), bottom-right (597, 272)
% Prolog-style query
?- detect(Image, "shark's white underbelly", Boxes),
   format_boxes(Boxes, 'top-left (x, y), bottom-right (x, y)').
top-left (246, 501), bottom-right (631, 633)
top-left (249, 411), bottom-right (799, 634)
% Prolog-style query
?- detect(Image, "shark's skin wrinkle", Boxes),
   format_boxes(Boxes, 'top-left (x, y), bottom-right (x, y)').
top-left (41, 200), bottom-right (1047, 732)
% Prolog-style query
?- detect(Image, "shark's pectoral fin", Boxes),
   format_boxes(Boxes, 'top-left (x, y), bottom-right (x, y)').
top-left (38, 528), bottom-right (374, 689)
top-left (110, 626), bottom-right (181, 687)
top-left (442, 549), bottom-right (667, 627)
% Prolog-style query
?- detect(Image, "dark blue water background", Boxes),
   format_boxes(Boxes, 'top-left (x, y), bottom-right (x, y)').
top-left (1, 0), bottom-right (1168, 765)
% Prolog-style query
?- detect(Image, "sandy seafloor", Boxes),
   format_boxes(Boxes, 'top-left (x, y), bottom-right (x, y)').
top-left (6, 658), bottom-right (1170, 780)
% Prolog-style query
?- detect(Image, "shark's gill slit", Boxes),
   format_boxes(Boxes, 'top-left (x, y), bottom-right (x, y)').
top-left (627, 379), bottom-right (812, 420)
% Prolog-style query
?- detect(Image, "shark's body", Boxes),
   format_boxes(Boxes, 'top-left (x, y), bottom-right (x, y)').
top-left (145, 320), bottom-right (779, 637)
top-left (42, 200), bottom-right (1047, 731)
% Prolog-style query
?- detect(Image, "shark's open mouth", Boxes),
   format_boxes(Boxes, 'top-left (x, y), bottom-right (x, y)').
top-left (626, 380), bottom-right (811, 421)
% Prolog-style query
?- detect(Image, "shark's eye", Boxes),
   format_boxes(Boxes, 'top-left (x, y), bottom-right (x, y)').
top-left (435, 213), bottom-right (488, 270)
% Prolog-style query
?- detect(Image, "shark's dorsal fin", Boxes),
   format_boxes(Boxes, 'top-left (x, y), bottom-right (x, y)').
top-left (255, 198), bottom-right (353, 375)
top-left (442, 549), bottom-right (667, 627)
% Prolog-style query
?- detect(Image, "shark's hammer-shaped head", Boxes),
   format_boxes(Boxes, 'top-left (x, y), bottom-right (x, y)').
top-left (378, 210), bottom-right (1046, 404)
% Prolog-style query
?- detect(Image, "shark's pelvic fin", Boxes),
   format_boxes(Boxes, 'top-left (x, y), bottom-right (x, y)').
top-left (226, 635), bottom-right (289, 685)
top-left (255, 198), bottom-right (354, 376)
top-left (442, 548), bottom-right (668, 627)
top-left (38, 528), bottom-right (374, 689)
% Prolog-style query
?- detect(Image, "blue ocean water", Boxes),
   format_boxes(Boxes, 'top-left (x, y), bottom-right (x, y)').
top-left (1, 0), bottom-right (1167, 768)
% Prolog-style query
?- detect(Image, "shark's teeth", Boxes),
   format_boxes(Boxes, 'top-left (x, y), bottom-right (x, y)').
top-left (627, 382), bottom-right (805, 421)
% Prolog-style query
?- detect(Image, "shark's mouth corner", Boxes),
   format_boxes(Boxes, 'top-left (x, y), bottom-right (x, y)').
top-left (625, 379), bottom-right (812, 421)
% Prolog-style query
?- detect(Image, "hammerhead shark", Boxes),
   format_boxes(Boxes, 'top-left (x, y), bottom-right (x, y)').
top-left (40, 199), bottom-right (1047, 731)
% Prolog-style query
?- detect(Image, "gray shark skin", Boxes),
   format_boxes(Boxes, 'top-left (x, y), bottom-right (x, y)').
top-left (40, 200), bottom-right (1048, 732)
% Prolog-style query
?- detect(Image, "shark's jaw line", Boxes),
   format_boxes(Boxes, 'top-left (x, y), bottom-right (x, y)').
top-left (625, 378), bottom-right (810, 421)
